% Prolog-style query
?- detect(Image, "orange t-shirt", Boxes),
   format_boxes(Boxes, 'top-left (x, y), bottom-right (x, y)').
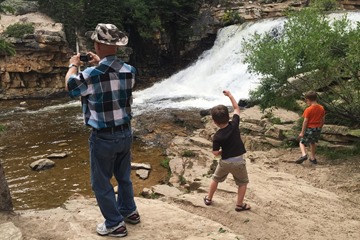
top-left (303, 104), bottom-right (325, 128)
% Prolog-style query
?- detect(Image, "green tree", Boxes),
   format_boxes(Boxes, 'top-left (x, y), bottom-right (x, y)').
top-left (0, 4), bottom-right (15, 56)
top-left (242, 8), bottom-right (360, 125)
top-left (37, 0), bottom-right (85, 48)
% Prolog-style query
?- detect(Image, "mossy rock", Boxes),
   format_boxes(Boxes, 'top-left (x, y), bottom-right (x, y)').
top-left (0, 0), bottom-right (39, 15)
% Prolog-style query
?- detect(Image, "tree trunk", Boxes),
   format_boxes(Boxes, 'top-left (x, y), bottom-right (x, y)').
top-left (0, 160), bottom-right (13, 211)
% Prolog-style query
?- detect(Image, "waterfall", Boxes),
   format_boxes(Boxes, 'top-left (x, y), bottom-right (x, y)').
top-left (133, 18), bottom-right (285, 114)
top-left (133, 12), bottom-right (360, 114)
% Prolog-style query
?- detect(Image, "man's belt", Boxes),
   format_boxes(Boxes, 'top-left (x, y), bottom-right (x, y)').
top-left (93, 123), bottom-right (130, 133)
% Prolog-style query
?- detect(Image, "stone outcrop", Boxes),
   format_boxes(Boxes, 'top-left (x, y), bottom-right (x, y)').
top-left (0, 11), bottom-right (72, 99)
top-left (165, 106), bottom-right (360, 187)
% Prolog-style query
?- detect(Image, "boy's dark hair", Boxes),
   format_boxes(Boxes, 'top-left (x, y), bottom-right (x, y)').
top-left (304, 91), bottom-right (318, 101)
top-left (211, 105), bottom-right (229, 124)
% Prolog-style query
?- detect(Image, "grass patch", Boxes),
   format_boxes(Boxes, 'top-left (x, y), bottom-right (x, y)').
top-left (160, 157), bottom-right (170, 170)
top-left (160, 158), bottom-right (172, 184)
top-left (0, 124), bottom-right (7, 132)
top-left (318, 142), bottom-right (360, 161)
top-left (181, 150), bottom-right (196, 158)
top-left (178, 175), bottom-right (187, 185)
top-left (262, 111), bottom-right (283, 125)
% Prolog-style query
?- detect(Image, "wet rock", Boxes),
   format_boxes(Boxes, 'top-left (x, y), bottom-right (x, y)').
top-left (29, 158), bottom-right (55, 171)
top-left (199, 109), bottom-right (211, 117)
top-left (47, 152), bottom-right (67, 158)
top-left (136, 169), bottom-right (150, 180)
top-left (19, 101), bottom-right (28, 107)
top-left (0, 222), bottom-right (22, 240)
top-left (58, 142), bottom-right (69, 147)
top-left (131, 163), bottom-right (151, 170)
top-left (141, 188), bottom-right (153, 197)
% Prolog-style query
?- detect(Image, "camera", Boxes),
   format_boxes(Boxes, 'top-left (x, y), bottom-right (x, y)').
top-left (80, 53), bottom-right (92, 62)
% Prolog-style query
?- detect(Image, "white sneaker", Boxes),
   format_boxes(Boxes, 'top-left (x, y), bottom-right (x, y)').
top-left (96, 221), bottom-right (127, 237)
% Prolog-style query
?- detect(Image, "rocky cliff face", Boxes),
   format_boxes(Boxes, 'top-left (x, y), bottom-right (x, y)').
top-left (1, 1), bottom-right (359, 99)
top-left (0, 12), bottom-right (71, 99)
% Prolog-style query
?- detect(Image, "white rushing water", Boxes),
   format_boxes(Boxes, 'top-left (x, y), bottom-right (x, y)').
top-left (133, 18), bottom-right (285, 114)
top-left (133, 12), bottom-right (360, 114)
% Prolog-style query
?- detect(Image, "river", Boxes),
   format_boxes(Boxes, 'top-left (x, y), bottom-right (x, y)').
top-left (0, 98), bottom-right (168, 210)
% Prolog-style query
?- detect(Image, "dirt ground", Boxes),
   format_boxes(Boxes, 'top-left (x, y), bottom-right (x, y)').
top-left (1, 147), bottom-right (359, 240)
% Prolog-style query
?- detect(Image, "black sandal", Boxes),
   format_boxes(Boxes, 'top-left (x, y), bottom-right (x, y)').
top-left (203, 196), bottom-right (212, 206)
top-left (235, 203), bottom-right (251, 212)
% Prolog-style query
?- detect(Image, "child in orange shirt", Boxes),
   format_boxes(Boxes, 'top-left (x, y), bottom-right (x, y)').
top-left (295, 91), bottom-right (325, 164)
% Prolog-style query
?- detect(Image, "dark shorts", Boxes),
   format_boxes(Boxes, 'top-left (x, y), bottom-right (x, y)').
top-left (300, 127), bottom-right (322, 146)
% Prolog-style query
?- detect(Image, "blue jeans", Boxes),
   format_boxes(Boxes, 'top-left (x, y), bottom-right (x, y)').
top-left (89, 128), bottom-right (136, 228)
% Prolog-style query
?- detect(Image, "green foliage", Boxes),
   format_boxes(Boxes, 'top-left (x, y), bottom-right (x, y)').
top-left (160, 158), bottom-right (170, 170)
top-left (317, 142), bottom-right (360, 160)
top-left (242, 8), bottom-right (360, 125)
top-left (0, 2), bottom-right (15, 15)
top-left (262, 111), bottom-right (282, 124)
top-left (181, 150), bottom-right (196, 158)
top-left (4, 23), bottom-right (34, 38)
top-left (0, 124), bottom-right (6, 132)
top-left (37, 0), bottom-right (199, 49)
top-left (178, 174), bottom-right (187, 185)
top-left (222, 10), bottom-right (244, 26)
top-left (0, 38), bottom-right (15, 55)
top-left (310, 0), bottom-right (338, 11)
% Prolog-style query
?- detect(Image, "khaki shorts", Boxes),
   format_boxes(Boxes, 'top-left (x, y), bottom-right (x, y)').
top-left (212, 159), bottom-right (249, 186)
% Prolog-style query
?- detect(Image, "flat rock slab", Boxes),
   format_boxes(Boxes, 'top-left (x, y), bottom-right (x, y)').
top-left (0, 222), bottom-right (22, 240)
top-left (152, 184), bottom-right (183, 198)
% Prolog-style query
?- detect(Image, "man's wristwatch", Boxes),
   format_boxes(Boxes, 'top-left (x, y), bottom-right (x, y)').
top-left (68, 63), bottom-right (78, 69)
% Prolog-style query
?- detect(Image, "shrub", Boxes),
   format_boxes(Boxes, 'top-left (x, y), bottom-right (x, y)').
top-left (222, 10), bottom-right (245, 26)
top-left (310, 0), bottom-right (338, 11)
top-left (4, 23), bottom-right (35, 38)
top-left (160, 158), bottom-right (170, 170)
top-left (242, 9), bottom-right (360, 126)
top-left (181, 150), bottom-right (196, 158)
top-left (0, 124), bottom-right (6, 132)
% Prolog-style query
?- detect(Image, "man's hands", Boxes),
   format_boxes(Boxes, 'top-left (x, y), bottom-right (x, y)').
top-left (87, 52), bottom-right (100, 65)
top-left (69, 53), bottom-right (81, 67)
top-left (69, 52), bottom-right (100, 67)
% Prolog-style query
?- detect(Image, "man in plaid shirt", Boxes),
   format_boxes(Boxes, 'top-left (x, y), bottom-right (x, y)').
top-left (65, 23), bottom-right (139, 238)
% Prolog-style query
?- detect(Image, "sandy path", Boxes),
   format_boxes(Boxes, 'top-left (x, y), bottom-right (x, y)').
top-left (1, 150), bottom-right (357, 240)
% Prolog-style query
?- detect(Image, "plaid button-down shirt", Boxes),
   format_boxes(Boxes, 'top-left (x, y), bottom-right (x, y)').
top-left (67, 55), bottom-right (135, 129)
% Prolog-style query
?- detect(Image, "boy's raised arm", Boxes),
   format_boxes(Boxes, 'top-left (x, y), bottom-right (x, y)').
top-left (223, 90), bottom-right (240, 115)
